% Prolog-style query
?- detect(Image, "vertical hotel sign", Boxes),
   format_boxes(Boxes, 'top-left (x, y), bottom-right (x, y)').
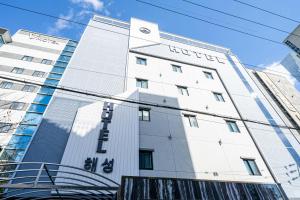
top-left (84, 102), bottom-right (114, 173)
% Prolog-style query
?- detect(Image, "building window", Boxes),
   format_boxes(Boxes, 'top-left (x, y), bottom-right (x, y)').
top-left (136, 57), bottom-right (147, 65)
top-left (136, 78), bottom-right (148, 89)
top-left (139, 108), bottom-right (150, 121)
top-left (177, 85), bottom-right (189, 96)
top-left (243, 159), bottom-right (261, 176)
top-left (0, 35), bottom-right (4, 46)
top-left (226, 120), bottom-right (240, 133)
top-left (32, 71), bottom-right (45, 78)
top-left (0, 123), bottom-right (12, 133)
top-left (172, 65), bottom-right (182, 73)
top-left (139, 150), bottom-right (153, 170)
top-left (21, 56), bottom-right (33, 62)
top-left (11, 67), bottom-right (24, 74)
top-left (0, 81), bottom-right (13, 89)
top-left (203, 71), bottom-right (213, 79)
top-left (22, 85), bottom-right (36, 92)
top-left (213, 92), bottom-right (225, 102)
top-left (10, 102), bottom-right (25, 110)
top-left (41, 59), bottom-right (52, 65)
top-left (184, 115), bottom-right (198, 128)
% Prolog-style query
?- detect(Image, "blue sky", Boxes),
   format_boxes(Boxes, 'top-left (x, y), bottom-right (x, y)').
top-left (0, 0), bottom-right (300, 68)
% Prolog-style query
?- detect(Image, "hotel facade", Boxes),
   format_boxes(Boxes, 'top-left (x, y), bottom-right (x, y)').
top-left (2, 15), bottom-right (300, 199)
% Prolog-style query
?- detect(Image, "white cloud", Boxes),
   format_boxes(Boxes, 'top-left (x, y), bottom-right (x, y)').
top-left (48, 9), bottom-right (74, 35)
top-left (70, 0), bottom-right (104, 11)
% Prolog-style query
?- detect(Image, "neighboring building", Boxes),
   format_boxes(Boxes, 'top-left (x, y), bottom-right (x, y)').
top-left (0, 28), bottom-right (77, 161)
top-left (14, 15), bottom-right (292, 198)
top-left (284, 24), bottom-right (300, 56)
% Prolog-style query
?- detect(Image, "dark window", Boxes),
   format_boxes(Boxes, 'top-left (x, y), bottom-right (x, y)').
top-left (243, 159), bottom-right (261, 176)
top-left (0, 81), bottom-right (13, 89)
top-left (10, 102), bottom-right (25, 110)
top-left (204, 71), bottom-right (213, 79)
top-left (213, 92), bottom-right (225, 102)
top-left (226, 120), bottom-right (240, 133)
top-left (139, 108), bottom-right (150, 121)
top-left (22, 85), bottom-right (36, 92)
top-left (139, 150), bottom-right (153, 170)
top-left (136, 57), bottom-right (147, 65)
top-left (136, 79), bottom-right (148, 89)
top-left (32, 71), bottom-right (45, 78)
top-left (11, 67), bottom-right (24, 74)
top-left (21, 56), bottom-right (33, 62)
top-left (177, 85), bottom-right (189, 96)
top-left (41, 59), bottom-right (52, 65)
top-left (172, 65), bottom-right (182, 73)
top-left (184, 115), bottom-right (198, 128)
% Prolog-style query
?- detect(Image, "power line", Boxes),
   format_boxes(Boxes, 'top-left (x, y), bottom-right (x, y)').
top-left (135, 0), bottom-right (283, 45)
top-left (183, 0), bottom-right (300, 38)
top-left (0, 1), bottom-right (283, 45)
top-left (233, 0), bottom-right (300, 24)
top-left (0, 73), bottom-right (299, 131)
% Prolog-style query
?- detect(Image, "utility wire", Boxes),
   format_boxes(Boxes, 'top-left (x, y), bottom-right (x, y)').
top-left (183, 0), bottom-right (300, 38)
top-left (135, 0), bottom-right (283, 45)
top-left (0, 1), bottom-right (283, 45)
top-left (0, 73), bottom-right (299, 131)
top-left (233, 0), bottom-right (300, 24)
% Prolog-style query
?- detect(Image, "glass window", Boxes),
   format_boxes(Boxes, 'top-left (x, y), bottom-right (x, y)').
top-left (22, 85), bottom-right (36, 92)
top-left (0, 149), bottom-right (25, 162)
top-left (8, 135), bottom-right (31, 149)
top-left (58, 55), bottom-right (71, 62)
top-left (21, 56), bottom-right (33, 62)
top-left (184, 115), bottom-right (198, 128)
top-left (51, 66), bottom-right (65, 74)
top-left (10, 102), bottom-right (25, 110)
top-left (67, 40), bottom-right (78, 47)
top-left (54, 61), bottom-right (68, 68)
top-left (44, 79), bottom-right (59, 86)
top-left (172, 65), bottom-right (182, 73)
top-left (28, 104), bottom-right (47, 113)
top-left (136, 57), bottom-right (147, 65)
top-left (32, 71), bottom-right (45, 78)
top-left (0, 81), bottom-right (13, 89)
top-left (61, 51), bottom-right (73, 57)
top-left (213, 92), bottom-right (225, 102)
top-left (0, 123), bottom-right (12, 133)
top-left (33, 94), bottom-right (51, 105)
top-left (139, 150), bottom-right (153, 170)
top-left (38, 86), bottom-right (55, 95)
top-left (204, 71), bottom-right (214, 79)
top-left (177, 86), bottom-right (189, 96)
top-left (226, 120), bottom-right (240, 133)
top-left (41, 59), bottom-right (52, 65)
top-left (22, 113), bottom-right (43, 125)
top-left (139, 108), bottom-right (150, 121)
top-left (15, 125), bottom-right (37, 135)
top-left (243, 159), bottom-right (261, 176)
top-left (64, 45), bottom-right (76, 52)
top-left (136, 79), bottom-right (148, 89)
top-left (11, 67), bottom-right (24, 74)
top-left (48, 73), bottom-right (62, 80)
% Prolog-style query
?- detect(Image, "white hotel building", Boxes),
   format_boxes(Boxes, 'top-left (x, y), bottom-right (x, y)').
top-left (2, 15), bottom-right (300, 199)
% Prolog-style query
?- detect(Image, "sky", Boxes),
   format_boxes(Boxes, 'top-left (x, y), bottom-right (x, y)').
top-left (0, 0), bottom-right (300, 70)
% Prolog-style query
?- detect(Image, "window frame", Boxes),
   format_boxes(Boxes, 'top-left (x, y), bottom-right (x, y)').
top-left (32, 70), bottom-right (46, 78)
top-left (0, 123), bottom-right (12, 133)
top-left (184, 114), bottom-right (199, 128)
top-left (139, 107), bottom-right (150, 121)
top-left (21, 56), bottom-right (33, 62)
top-left (0, 81), bottom-right (13, 89)
top-left (10, 102), bottom-right (25, 110)
top-left (136, 57), bottom-right (147, 66)
top-left (177, 85), bottom-right (189, 96)
top-left (136, 78), bottom-right (148, 89)
top-left (11, 67), bottom-right (24, 74)
top-left (172, 64), bottom-right (182, 73)
top-left (213, 92), bottom-right (225, 102)
top-left (226, 120), bottom-right (240, 133)
top-left (139, 149), bottom-right (154, 170)
top-left (242, 158), bottom-right (261, 176)
top-left (203, 71), bottom-right (214, 79)
top-left (22, 85), bottom-right (36, 92)
top-left (41, 59), bottom-right (52, 65)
